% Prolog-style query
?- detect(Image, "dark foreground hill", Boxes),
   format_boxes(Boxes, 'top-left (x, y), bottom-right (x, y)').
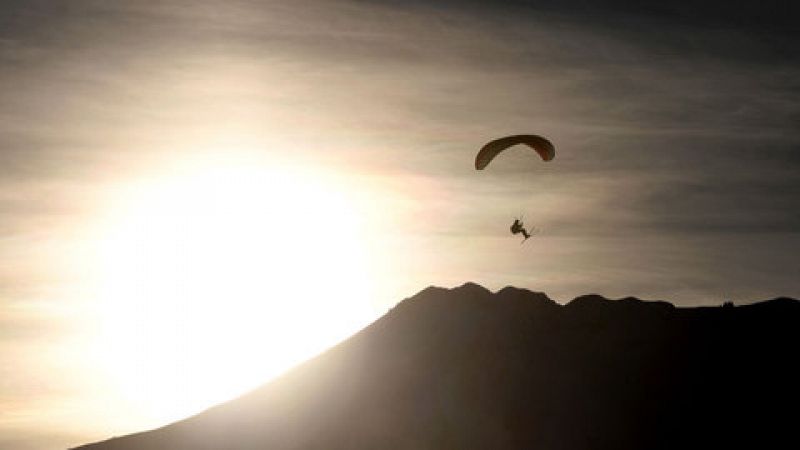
top-left (75, 284), bottom-right (799, 450)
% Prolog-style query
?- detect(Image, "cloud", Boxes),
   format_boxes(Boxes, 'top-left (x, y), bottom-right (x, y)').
top-left (0, 0), bottom-right (797, 294)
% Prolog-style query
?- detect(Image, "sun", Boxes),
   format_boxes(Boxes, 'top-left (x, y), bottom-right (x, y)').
top-left (93, 157), bottom-right (378, 425)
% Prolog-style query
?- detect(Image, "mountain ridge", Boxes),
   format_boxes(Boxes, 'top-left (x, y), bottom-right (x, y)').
top-left (73, 283), bottom-right (799, 450)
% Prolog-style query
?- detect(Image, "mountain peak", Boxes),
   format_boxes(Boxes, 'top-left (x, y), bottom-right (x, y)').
top-left (453, 281), bottom-right (492, 295)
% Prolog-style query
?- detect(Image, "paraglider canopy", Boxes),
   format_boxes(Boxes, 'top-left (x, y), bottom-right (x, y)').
top-left (475, 134), bottom-right (555, 170)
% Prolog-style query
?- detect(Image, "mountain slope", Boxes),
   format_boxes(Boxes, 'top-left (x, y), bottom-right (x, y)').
top-left (74, 283), bottom-right (800, 450)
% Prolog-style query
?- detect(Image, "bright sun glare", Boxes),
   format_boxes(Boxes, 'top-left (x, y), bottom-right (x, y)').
top-left (94, 157), bottom-right (378, 424)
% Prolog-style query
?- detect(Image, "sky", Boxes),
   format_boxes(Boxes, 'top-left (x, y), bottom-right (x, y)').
top-left (1, 1), bottom-right (799, 449)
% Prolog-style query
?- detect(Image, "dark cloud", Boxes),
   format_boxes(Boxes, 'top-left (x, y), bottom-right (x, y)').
top-left (372, 0), bottom-right (800, 57)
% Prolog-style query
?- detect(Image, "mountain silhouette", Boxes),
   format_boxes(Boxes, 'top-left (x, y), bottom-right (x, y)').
top-left (74, 283), bottom-right (799, 450)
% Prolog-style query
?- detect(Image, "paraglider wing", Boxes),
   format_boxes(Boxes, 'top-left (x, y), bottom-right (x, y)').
top-left (475, 134), bottom-right (555, 170)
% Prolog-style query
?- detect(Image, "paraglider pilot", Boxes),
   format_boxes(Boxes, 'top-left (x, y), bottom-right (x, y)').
top-left (510, 219), bottom-right (531, 240)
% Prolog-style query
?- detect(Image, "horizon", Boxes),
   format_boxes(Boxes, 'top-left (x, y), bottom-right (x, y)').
top-left (1, 1), bottom-right (798, 449)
